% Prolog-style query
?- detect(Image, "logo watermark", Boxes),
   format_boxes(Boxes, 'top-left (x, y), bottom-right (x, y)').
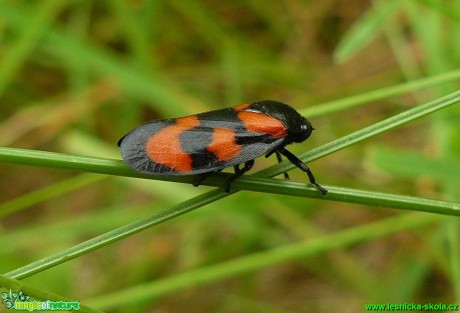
top-left (1, 289), bottom-right (80, 311)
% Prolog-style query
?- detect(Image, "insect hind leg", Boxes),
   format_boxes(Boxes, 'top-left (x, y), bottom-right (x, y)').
top-left (225, 160), bottom-right (255, 192)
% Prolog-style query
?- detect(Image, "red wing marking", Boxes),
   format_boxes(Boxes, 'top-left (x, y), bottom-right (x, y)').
top-left (237, 111), bottom-right (288, 138)
top-left (232, 103), bottom-right (251, 111)
top-left (145, 115), bottom-right (200, 172)
top-left (207, 128), bottom-right (242, 161)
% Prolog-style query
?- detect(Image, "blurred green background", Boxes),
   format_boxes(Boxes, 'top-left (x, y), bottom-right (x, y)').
top-left (1, 1), bottom-right (460, 312)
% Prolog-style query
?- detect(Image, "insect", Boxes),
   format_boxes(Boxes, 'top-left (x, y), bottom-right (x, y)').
top-left (118, 100), bottom-right (327, 195)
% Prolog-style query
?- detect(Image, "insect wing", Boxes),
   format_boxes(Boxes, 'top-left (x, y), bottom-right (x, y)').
top-left (118, 119), bottom-right (176, 175)
top-left (118, 107), bottom-right (288, 176)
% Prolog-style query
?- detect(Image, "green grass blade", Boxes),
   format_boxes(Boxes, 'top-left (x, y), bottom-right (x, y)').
top-left (418, 0), bottom-right (460, 22)
top-left (0, 2), bottom-right (189, 117)
top-left (108, 0), bottom-right (152, 68)
top-left (0, 174), bottom-right (105, 218)
top-left (0, 0), bottom-right (67, 97)
top-left (368, 145), bottom-right (460, 183)
top-left (333, 0), bottom-right (403, 63)
top-left (85, 213), bottom-right (443, 310)
top-left (447, 221), bottom-right (460, 301)
top-left (4, 189), bottom-right (227, 280)
top-left (0, 274), bottom-right (103, 313)
top-left (301, 69), bottom-right (460, 117)
top-left (2, 91), bottom-right (460, 281)
top-left (1, 148), bottom-right (459, 215)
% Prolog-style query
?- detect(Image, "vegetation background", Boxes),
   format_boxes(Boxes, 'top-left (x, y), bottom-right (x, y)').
top-left (1, 1), bottom-right (459, 312)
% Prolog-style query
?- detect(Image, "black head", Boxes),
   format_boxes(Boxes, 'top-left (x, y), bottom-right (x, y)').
top-left (249, 100), bottom-right (313, 144)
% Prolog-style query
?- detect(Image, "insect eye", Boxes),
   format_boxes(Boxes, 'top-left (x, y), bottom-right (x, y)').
top-left (301, 124), bottom-right (309, 131)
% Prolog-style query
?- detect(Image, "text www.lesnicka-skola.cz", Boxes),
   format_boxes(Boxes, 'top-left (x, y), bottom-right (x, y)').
top-left (365, 302), bottom-right (459, 311)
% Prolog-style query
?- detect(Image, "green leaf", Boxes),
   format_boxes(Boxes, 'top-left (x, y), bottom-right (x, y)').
top-left (334, 0), bottom-right (403, 63)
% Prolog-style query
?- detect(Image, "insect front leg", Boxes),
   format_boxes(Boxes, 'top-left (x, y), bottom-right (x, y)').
top-left (225, 160), bottom-right (255, 192)
top-left (278, 148), bottom-right (328, 195)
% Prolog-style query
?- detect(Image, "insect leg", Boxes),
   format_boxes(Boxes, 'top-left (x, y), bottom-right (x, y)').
top-left (278, 148), bottom-right (328, 195)
top-left (225, 160), bottom-right (255, 192)
top-left (193, 168), bottom-right (225, 188)
top-left (275, 150), bottom-right (290, 180)
top-left (265, 149), bottom-right (276, 158)
top-left (193, 173), bottom-right (210, 187)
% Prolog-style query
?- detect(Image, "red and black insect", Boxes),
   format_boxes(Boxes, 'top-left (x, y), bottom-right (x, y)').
top-left (118, 100), bottom-right (327, 195)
